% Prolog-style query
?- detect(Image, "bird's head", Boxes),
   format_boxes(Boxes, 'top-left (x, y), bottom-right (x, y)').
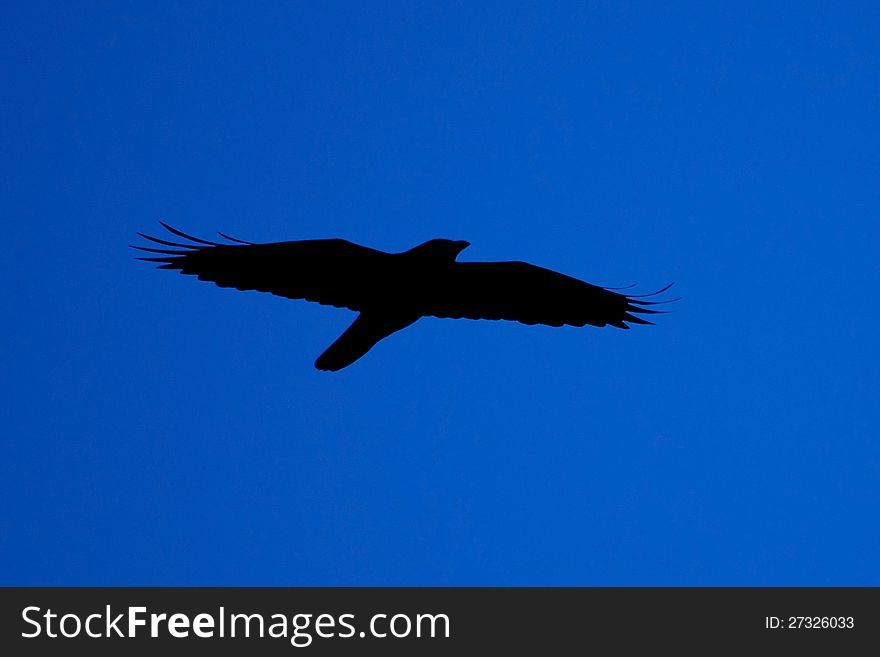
top-left (404, 238), bottom-right (471, 262)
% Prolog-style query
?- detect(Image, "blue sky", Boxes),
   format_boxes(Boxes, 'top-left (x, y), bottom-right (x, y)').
top-left (2, 1), bottom-right (878, 585)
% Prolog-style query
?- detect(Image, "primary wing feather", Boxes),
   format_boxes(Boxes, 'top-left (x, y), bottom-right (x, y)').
top-left (134, 226), bottom-right (387, 311)
top-left (423, 261), bottom-right (661, 328)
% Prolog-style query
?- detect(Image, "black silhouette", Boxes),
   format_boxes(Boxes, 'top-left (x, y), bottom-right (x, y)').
top-left (134, 223), bottom-right (675, 371)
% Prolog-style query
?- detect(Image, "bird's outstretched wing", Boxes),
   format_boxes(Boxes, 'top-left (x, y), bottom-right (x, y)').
top-left (133, 223), bottom-right (387, 311)
top-left (421, 261), bottom-right (672, 328)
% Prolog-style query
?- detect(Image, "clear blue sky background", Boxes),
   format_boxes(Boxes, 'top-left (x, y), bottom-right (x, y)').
top-left (2, 2), bottom-right (878, 585)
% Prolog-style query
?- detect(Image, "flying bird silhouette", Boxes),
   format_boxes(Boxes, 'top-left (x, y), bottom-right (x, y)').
top-left (134, 223), bottom-right (675, 371)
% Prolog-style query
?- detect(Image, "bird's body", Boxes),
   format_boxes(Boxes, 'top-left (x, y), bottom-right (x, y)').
top-left (135, 224), bottom-right (673, 371)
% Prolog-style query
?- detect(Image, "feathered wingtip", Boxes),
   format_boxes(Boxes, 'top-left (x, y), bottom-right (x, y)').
top-left (615, 282), bottom-right (681, 326)
top-left (130, 222), bottom-right (253, 267)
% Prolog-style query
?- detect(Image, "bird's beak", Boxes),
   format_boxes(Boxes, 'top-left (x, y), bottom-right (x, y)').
top-left (456, 240), bottom-right (471, 250)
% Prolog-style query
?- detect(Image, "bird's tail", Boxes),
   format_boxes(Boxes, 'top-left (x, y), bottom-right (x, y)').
top-left (315, 313), bottom-right (418, 372)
